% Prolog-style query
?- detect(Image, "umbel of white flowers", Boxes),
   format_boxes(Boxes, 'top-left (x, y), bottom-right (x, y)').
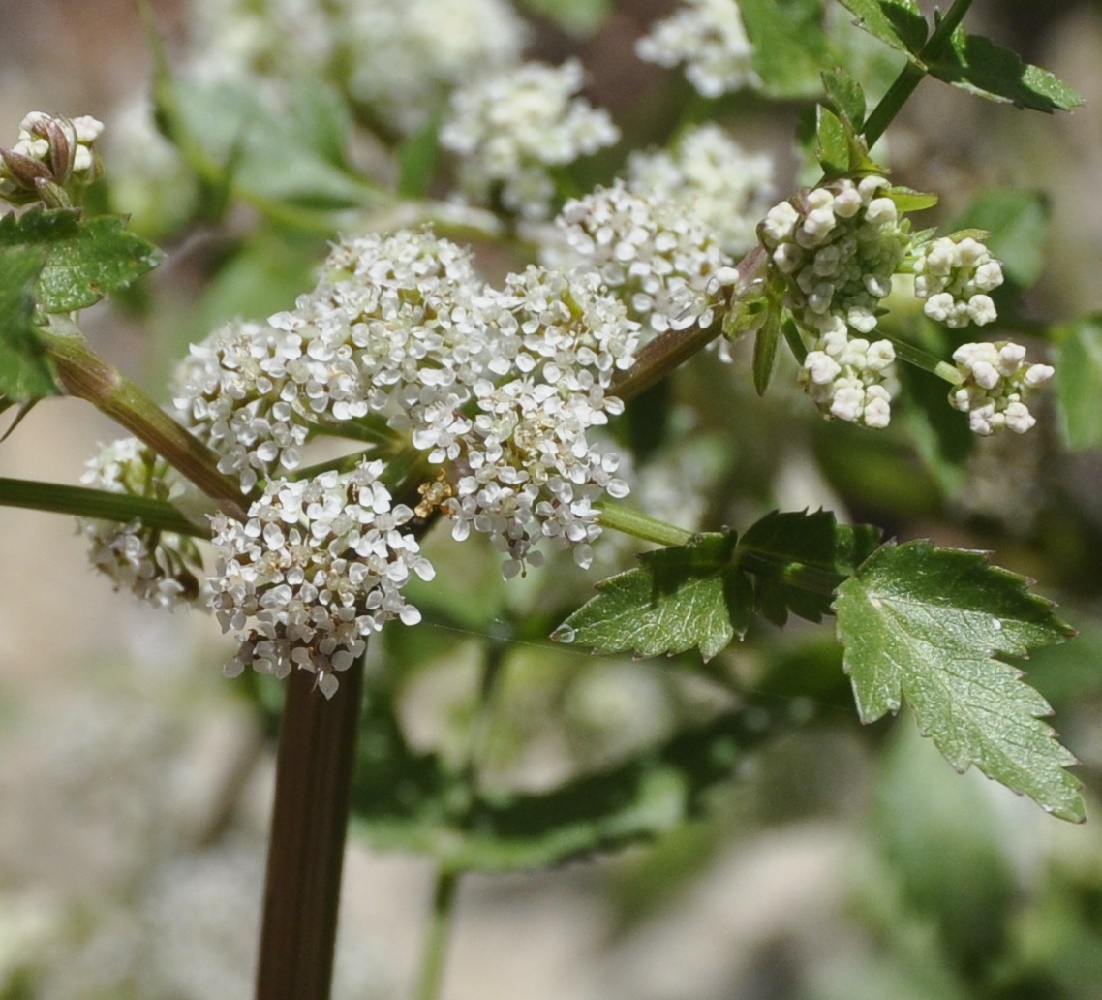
top-left (75, 163), bottom-right (1054, 698)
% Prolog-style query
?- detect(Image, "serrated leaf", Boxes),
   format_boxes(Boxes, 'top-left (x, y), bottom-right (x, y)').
top-left (739, 0), bottom-right (830, 99)
top-left (351, 677), bottom-right (771, 870)
top-left (0, 208), bottom-right (163, 312)
top-left (559, 537), bottom-right (745, 661)
top-left (1055, 317), bottom-right (1102, 450)
top-left (740, 510), bottom-right (882, 626)
top-left (835, 540), bottom-right (1083, 822)
top-left (822, 66), bottom-right (867, 131)
top-left (836, 0), bottom-right (927, 56)
top-left (928, 28), bottom-right (1084, 112)
top-left (0, 248), bottom-right (57, 400)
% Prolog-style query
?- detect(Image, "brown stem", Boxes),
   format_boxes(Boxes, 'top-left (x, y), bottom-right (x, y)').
top-left (610, 246), bottom-right (768, 403)
top-left (255, 660), bottom-right (365, 1000)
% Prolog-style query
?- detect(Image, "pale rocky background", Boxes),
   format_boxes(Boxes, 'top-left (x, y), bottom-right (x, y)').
top-left (2, 2), bottom-right (1102, 999)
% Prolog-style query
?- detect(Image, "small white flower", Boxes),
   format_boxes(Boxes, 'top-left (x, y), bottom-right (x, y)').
top-left (549, 181), bottom-right (734, 333)
top-left (210, 462), bottom-right (433, 697)
top-left (636, 0), bottom-right (760, 98)
top-left (626, 123), bottom-right (774, 255)
top-left (78, 438), bottom-right (206, 610)
top-left (442, 59), bottom-right (619, 220)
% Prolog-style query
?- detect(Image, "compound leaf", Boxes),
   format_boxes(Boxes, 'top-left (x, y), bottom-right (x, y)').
top-left (835, 540), bottom-right (1083, 822)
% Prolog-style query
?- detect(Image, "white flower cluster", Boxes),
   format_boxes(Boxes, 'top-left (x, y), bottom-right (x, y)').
top-left (759, 175), bottom-right (908, 339)
top-left (550, 181), bottom-right (735, 333)
top-left (172, 231), bottom-right (487, 492)
top-left (948, 341), bottom-right (1055, 435)
top-left (335, 0), bottom-right (528, 134)
top-left (626, 123), bottom-right (775, 256)
top-left (799, 330), bottom-right (898, 428)
top-left (210, 461), bottom-right (434, 698)
top-left (912, 236), bottom-right (1004, 328)
top-left (187, 0), bottom-right (332, 87)
top-left (636, 0), bottom-right (760, 98)
top-left (172, 230), bottom-right (641, 582)
top-left (441, 60), bottom-right (620, 221)
top-left (78, 438), bottom-right (205, 611)
top-left (446, 266), bottom-right (638, 575)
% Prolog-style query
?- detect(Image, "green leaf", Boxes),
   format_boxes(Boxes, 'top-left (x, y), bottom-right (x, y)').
top-left (561, 511), bottom-right (881, 658)
top-left (835, 540), bottom-right (1083, 822)
top-left (739, 510), bottom-right (881, 626)
top-left (1055, 317), bottom-right (1102, 450)
top-left (351, 675), bottom-right (772, 870)
top-left (927, 27), bottom-right (1084, 113)
top-left (822, 66), bottom-right (867, 131)
top-left (950, 188), bottom-right (1050, 289)
top-left (816, 106), bottom-right (851, 175)
top-left (836, 0), bottom-right (927, 56)
top-left (0, 248), bottom-right (57, 400)
top-left (397, 116), bottom-right (441, 199)
top-left (0, 208), bottom-right (163, 312)
top-left (739, 0), bottom-right (830, 99)
top-left (558, 531), bottom-right (747, 661)
top-left (751, 311), bottom-right (780, 396)
top-left (166, 78), bottom-right (381, 210)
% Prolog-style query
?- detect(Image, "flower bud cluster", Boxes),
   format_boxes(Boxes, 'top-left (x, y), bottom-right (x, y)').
top-left (0, 112), bottom-right (103, 206)
top-left (636, 0), bottom-right (759, 98)
top-left (626, 123), bottom-right (775, 256)
top-left (759, 175), bottom-right (908, 340)
top-left (549, 181), bottom-right (735, 334)
top-left (948, 341), bottom-right (1055, 435)
top-left (799, 330), bottom-right (898, 428)
top-left (912, 236), bottom-right (1003, 328)
top-left (78, 438), bottom-right (205, 610)
top-left (441, 59), bottom-right (620, 220)
top-left (210, 461), bottom-right (434, 697)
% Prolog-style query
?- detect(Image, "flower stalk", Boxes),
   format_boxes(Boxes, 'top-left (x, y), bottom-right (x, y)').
top-left (254, 657), bottom-right (365, 1000)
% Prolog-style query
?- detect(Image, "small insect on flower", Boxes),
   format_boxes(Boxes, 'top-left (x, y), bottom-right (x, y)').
top-left (414, 471), bottom-right (455, 519)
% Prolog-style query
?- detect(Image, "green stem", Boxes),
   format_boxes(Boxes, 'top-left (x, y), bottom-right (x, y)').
top-left (862, 0), bottom-right (975, 147)
top-left (0, 476), bottom-right (205, 534)
top-left (254, 658), bottom-right (365, 1000)
top-left (597, 501), bottom-right (695, 547)
top-left (412, 869), bottom-right (461, 1000)
top-left (41, 326), bottom-right (247, 519)
top-left (884, 333), bottom-right (963, 385)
